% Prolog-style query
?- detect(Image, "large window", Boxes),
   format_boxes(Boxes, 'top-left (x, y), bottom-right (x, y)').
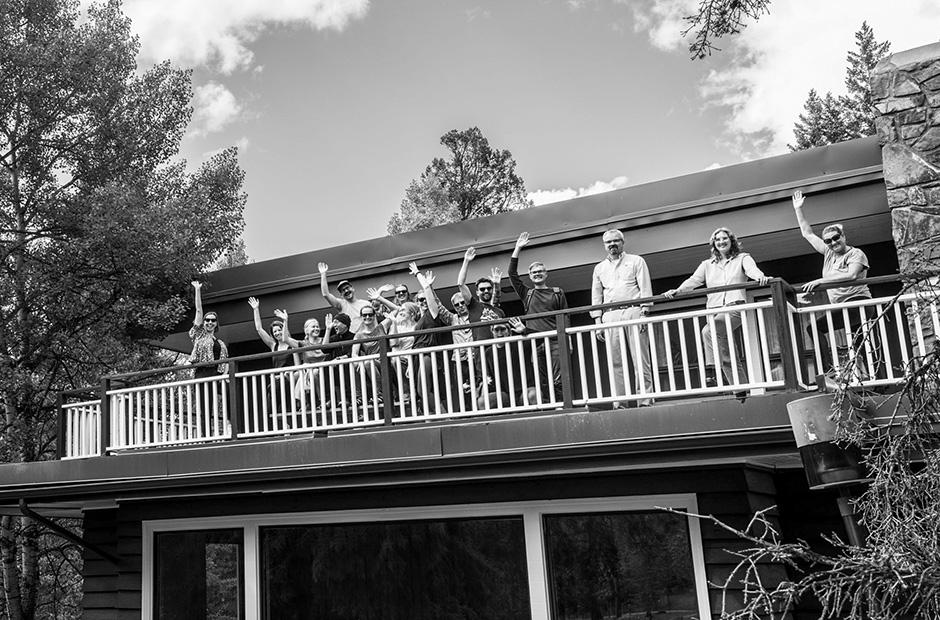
top-left (261, 518), bottom-right (530, 620)
top-left (153, 529), bottom-right (244, 620)
top-left (143, 495), bottom-right (710, 620)
top-left (543, 511), bottom-right (698, 619)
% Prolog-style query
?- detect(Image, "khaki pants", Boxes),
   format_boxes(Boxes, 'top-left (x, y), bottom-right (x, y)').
top-left (602, 308), bottom-right (654, 406)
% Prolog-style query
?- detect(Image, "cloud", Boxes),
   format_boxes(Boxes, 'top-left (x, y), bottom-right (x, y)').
top-left (123, 0), bottom-right (370, 73)
top-left (631, 0), bottom-right (940, 155)
top-left (191, 82), bottom-right (243, 136)
top-left (528, 175), bottom-right (630, 206)
top-left (628, 0), bottom-right (694, 51)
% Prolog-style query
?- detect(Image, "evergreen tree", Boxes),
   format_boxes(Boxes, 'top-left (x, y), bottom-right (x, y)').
top-left (790, 22), bottom-right (890, 151)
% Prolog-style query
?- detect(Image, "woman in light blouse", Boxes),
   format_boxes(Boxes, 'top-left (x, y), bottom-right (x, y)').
top-left (664, 228), bottom-right (770, 390)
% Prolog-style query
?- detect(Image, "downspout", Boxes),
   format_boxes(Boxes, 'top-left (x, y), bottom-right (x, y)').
top-left (18, 500), bottom-right (120, 566)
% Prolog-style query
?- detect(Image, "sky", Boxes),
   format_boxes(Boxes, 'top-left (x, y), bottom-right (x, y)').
top-left (111, 0), bottom-right (940, 262)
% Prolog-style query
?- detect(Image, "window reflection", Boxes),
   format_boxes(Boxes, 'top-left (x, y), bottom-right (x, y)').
top-left (543, 511), bottom-right (697, 620)
top-left (261, 518), bottom-right (531, 620)
top-left (154, 529), bottom-right (243, 620)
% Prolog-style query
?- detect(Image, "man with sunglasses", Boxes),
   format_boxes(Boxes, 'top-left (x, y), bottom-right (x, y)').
top-left (318, 262), bottom-right (371, 333)
top-left (456, 246), bottom-right (506, 343)
top-left (792, 190), bottom-right (873, 377)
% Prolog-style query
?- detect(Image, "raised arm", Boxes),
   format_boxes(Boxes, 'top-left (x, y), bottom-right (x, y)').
top-left (318, 262), bottom-right (344, 309)
top-left (367, 285), bottom-right (399, 312)
top-left (417, 271), bottom-right (442, 320)
top-left (792, 191), bottom-right (827, 255)
top-left (192, 281), bottom-right (204, 326)
top-left (508, 233), bottom-right (529, 300)
top-left (322, 313), bottom-right (333, 346)
top-left (490, 266), bottom-right (503, 307)
top-left (457, 247), bottom-right (475, 303)
top-left (248, 297), bottom-right (276, 349)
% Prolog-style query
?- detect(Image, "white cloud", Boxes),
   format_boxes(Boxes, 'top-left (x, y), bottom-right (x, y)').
top-left (628, 0), bottom-right (694, 52)
top-left (191, 82), bottom-right (243, 136)
top-left (632, 0), bottom-right (940, 155)
top-left (528, 175), bottom-right (630, 206)
top-left (123, 0), bottom-right (370, 73)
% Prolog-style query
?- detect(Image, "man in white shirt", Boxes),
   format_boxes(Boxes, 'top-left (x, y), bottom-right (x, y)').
top-left (590, 229), bottom-right (655, 407)
top-left (318, 262), bottom-right (371, 333)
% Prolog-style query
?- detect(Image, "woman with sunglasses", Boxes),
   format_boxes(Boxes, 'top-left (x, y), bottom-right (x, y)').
top-left (792, 190), bottom-right (873, 376)
top-left (188, 281), bottom-right (228, 379)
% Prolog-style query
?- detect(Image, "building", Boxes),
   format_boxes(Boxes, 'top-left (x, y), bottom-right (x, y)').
top-left (0, 135), bottom-right (927, 620)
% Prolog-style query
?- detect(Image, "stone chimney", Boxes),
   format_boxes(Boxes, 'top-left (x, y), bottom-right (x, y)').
top-left (871, 42), bottom-right (940, 275)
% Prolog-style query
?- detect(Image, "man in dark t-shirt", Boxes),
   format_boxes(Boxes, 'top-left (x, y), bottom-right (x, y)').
top-left (456, 246), bottom-right (506, 343)
top-left (508, 232), bottom-right (569, 393)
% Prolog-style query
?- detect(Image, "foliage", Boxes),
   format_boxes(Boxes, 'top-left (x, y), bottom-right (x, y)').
top-left (214, 236), bottom-right (252, 269)
top-left (790, 23), bottom-right (891, 150)
top-left (698, 279), bottom-right (940, 619)
top-left (386, 127), bottom-right (530, 234)
top-left (386, 171), bottom-right (458, 235)
top-left (682, 0), bottom-right (771, 59)
top-left (0, 1), bottom-right (246, 618)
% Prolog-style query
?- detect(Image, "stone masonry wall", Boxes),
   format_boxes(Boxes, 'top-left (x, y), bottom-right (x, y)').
top-left (871, 42), bottom-right (940, 275)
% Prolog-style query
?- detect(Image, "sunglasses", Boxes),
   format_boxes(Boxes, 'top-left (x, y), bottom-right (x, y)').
top-left (823, 233), bottom-right (842, 245)
top-left (395, 290), bottom-right (408, 295)
top-left (361, 312), bottom-right (376, 318)
top-left (204, 318), bottom-right (217, 323)
top-left (416, 297), bottom-right (428, 303)
top-left (453, 301), bottom-right (467, 307)
top-left (477, 286), bottom-right (493, 293)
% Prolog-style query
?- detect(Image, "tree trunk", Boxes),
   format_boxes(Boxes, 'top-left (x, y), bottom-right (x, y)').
top-left (0, 516), bottom-right (24, 620)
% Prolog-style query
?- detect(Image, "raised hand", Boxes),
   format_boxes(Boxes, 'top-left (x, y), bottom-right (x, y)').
top-left (366, 287), bottom-right (383, 300)
top-left (792, 190), bottom-right (804, 210)
top-left (464, 247), bottom-right (476, 262)
top-left (274, 309), bottom-right (288, 320)
top-left (507, 316), bottom-right (525, 334)
top-left (490, 267), bottom-right (503, 283)
top-left (379, 283), bottom-right (394, 293)
top-left (317, 262), bottom-right (329, 274)
top-left (248, 297), bottom-right (260, 309)
top-left (325, 313), bottom-right (334, 327)
top-left (408, 261), bottom-right (420, 276)
top-left (515, 232), bottom-right (529, 249)
top-left (417, 270), bottom-right (435, 288)
top-left (191, 281), bottom-right (202, 290)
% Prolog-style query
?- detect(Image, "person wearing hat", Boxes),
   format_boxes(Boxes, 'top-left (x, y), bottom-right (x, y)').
top-left (318, 262), bottom-right (371, 333)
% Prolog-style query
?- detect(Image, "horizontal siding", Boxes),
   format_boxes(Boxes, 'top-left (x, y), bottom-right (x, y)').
top-left (79, 464), bottom-right (823, 619)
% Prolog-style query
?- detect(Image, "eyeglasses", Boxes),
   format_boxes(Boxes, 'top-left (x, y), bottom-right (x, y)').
top-left (823, 233), bottom-right (842, 245)
top-left (204, 318), bottom-right (217, 323)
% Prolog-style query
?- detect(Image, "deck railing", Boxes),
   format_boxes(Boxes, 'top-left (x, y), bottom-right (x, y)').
top-left (58, 276), bottom-right (937, 459)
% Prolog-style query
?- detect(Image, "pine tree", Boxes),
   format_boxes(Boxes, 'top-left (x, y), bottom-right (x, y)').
top-left (844, 21), bottom-right (891, 137)
top-left (790, 23), bottom-right (890, 151)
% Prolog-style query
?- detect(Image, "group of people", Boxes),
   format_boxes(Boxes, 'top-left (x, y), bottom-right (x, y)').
top-left (188, 190), bottom-right (872, 411)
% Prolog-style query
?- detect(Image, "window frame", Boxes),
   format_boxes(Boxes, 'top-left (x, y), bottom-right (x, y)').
top-left (142, 493), bottom-right (710, 620)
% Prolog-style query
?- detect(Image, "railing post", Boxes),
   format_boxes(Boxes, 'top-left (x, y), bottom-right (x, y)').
top-left (228, 359), bottom-right (241, 439)
top-left (99, 377), bottom-right (111, 456)
top-left (56, 392), bottom-right (65, 460)
top-left (770, 280), bottom-right (801, 390)
top-left (556, 314), bottom-right (575, 409)
top-left (378, 338), bottom-right (394, 425)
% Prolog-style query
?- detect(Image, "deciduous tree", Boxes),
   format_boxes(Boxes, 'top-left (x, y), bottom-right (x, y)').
top-left (0, 1), bottom-right (246, 618)
top-left (387, 127), bottom-right (530, 234)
